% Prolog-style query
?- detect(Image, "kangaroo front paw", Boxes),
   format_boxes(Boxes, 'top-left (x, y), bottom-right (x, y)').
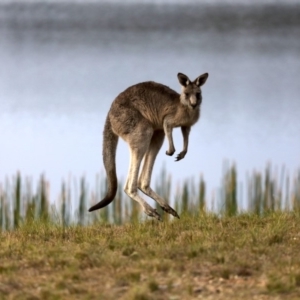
top-left (161, 204), bottom-right (180, 219)
top-left (144, 205), bottom-right (162, 221)
top-left (175, 151), bottom-right (187, 162)
top-left (166, 149), bottom-right (175, 156)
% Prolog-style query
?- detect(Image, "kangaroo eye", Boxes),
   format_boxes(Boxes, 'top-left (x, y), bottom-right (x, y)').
top-left (184, 93), bottom-right (189, 97)
top-left (196, 92), bottom-right (201, 100)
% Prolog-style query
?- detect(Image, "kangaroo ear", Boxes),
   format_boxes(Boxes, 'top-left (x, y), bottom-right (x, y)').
top-left (177, 73), bottom-right (191, 87)
top-left (194, 73), bottom-right (209, 87)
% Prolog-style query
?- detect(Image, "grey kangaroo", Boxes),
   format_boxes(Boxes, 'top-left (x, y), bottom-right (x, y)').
top-left (88, 72), bottom-right (209, 220)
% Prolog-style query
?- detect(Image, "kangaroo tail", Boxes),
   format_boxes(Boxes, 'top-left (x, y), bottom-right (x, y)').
top-left (88, 115), bottom-right (118, 212)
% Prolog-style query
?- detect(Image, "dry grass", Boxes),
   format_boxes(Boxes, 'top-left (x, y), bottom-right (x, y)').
top-left (1, 212), bottom-right (300, 299)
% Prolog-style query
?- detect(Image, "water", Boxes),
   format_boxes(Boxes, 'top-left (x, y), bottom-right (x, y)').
top-left (1, 2), bottom-right (300, 209)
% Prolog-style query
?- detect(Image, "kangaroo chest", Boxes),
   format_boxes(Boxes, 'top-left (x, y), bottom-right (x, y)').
top-left (175, 107), bottom-right (200, 127)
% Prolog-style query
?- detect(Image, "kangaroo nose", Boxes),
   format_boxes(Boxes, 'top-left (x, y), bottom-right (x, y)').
top-left (191, 103), bottom-right (197, 109)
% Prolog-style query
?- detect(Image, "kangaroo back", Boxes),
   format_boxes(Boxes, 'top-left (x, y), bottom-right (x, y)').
top-left (88, 116), bottom-right (118, 212)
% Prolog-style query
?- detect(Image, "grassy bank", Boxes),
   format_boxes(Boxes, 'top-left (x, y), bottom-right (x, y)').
top-left (1, 212), bottom-right (300, 299)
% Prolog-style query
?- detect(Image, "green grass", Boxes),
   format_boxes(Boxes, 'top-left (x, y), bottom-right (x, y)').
top-left (1, 212), bottom-right (300, 299)
top-left (0, 164), bottom-right (299, 298)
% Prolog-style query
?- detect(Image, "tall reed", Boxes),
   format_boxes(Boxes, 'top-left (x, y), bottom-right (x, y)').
top-left (1, 163), bottom-right (300, 231)
top-left (223, 163), bottom-right (237, 216)
top-left (293, 171), bottom-right (300, 212)
top-left (155, 165), bottom-right (171, 219)
top-left (198, 175), bottom-right (206, 213)
top-left (13, 173), bottom-right (21, 228)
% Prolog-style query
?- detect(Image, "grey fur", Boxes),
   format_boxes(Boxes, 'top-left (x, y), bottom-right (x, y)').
top-left (88, 72), bottom-right (209, 220)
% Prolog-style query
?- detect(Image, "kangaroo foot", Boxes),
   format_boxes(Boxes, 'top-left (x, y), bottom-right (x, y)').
top-left (161, 204), bottom-right (180, 219)
top-left (144, 204), bottom-right (162, 221)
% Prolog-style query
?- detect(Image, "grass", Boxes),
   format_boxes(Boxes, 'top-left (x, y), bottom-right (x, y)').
top-left (1, 212), bottom-right (300, 299)
top-left (0, 164), bottom-right (300, 298)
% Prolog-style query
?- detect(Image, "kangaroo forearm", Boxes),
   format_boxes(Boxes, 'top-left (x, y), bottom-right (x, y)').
top-left (163, 120), bottom-right (175, 156)
top-left (175, 126), bottom-right (190, 161)
top-left (181, 126), bottom-right (190, 152)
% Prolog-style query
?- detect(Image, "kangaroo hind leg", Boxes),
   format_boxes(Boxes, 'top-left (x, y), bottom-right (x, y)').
top-left (124, 125), bottom-right (161, 221)
top-left (138, 130), bottom-right (180, 219)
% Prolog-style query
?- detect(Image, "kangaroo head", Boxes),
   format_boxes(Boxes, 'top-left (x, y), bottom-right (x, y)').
top-left (177, 72), bottom-right (209, 109)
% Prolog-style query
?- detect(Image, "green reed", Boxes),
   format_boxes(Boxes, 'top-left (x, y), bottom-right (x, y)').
top-left (14, 173), bottom-right (21, 228)
top-left (223, 163), bottom-right (237, 216)
top-left (155, 164), bottom-right (171, 220)
top-left (1, 163), bottom-right (300, 231)
top-left (293, 171), bottom-right (300, 212)
top-left (198, 175), bottom-right (206, 213)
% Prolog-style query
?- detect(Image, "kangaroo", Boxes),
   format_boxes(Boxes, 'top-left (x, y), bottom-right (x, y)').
top-left (88, 72), bottom-right (209, 220)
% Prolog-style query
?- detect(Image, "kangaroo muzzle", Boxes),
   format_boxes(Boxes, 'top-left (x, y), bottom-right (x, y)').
top-left (190, 95), bottom-right (197, 108)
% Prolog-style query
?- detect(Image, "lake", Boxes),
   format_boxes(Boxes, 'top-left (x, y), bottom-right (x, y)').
top-left (1, 2), bottom-right (299, 209)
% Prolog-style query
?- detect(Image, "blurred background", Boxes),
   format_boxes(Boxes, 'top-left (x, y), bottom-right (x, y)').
top-left (1, 0), bottom-right (299, 211)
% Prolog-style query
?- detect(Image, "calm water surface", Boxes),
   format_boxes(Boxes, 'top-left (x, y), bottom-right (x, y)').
top-left (1, 3), bottom-right (299, 208)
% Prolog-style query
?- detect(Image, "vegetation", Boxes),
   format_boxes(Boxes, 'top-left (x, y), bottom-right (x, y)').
top-left (0, 164), bottom-right (300, 228)
top-left (0, 164), bottom-right (300, 299)
top-left (1, 213), bottom-right (300, 299)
